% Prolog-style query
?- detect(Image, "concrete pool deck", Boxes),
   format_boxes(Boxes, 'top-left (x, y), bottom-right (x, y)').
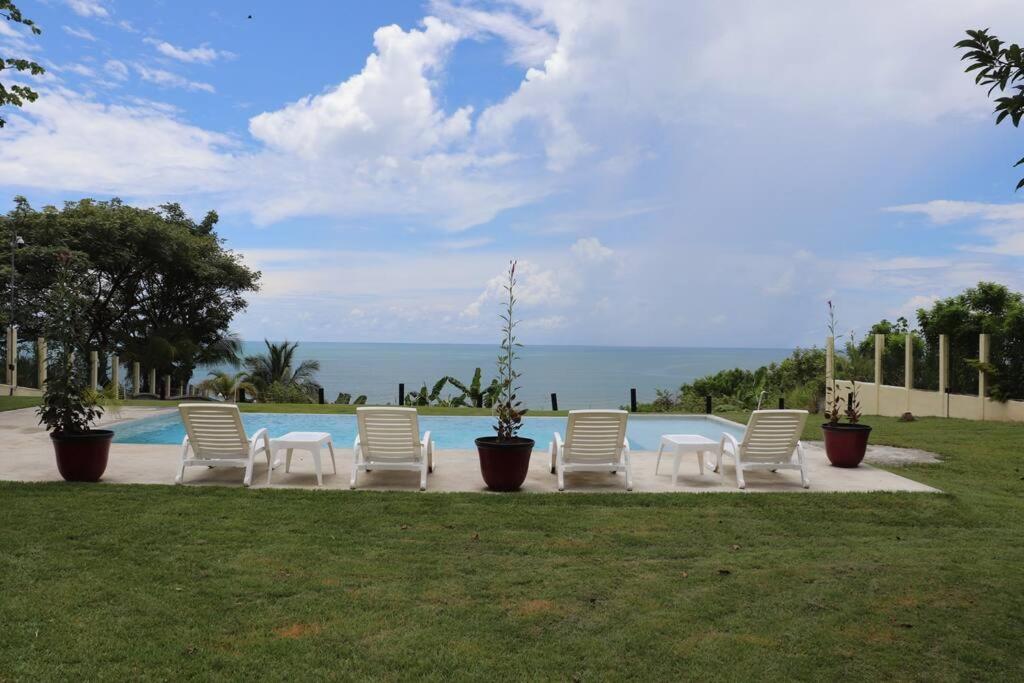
top-left (0, 407), bottom-right (940, 494)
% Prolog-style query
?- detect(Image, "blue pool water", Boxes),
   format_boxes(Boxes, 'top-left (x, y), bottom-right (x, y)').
top-left (113, 413), bottom-right (744, 452)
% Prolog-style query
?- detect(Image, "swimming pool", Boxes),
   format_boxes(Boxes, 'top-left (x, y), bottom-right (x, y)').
top-left (112, 412), bottom-right (745, 452)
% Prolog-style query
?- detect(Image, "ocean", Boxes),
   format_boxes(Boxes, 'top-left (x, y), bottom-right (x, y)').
top-left (197, 342), bottom-right (792, 409)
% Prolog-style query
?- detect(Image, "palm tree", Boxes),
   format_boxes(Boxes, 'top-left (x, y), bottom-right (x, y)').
top-left (198, 370), bottom-right (257, 403)
top-left (244, 340), bottom-right (320, 396)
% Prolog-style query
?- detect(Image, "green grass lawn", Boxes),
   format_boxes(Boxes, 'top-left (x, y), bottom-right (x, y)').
top-left (2, 413), bottom-right (1023, 679)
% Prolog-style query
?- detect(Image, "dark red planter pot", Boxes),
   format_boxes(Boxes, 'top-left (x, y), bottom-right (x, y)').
top-left (821, 423), bottom-right (871, 468)
top-left (475, 437), bottom-right (535, 492)
top-left (51, 430), bottom-right (113, 482)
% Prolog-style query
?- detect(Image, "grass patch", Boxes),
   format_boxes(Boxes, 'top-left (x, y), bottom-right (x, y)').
top-left (2, 414), bottom-right (1024, 678)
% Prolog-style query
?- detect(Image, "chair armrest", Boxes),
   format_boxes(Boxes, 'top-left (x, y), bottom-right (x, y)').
top-left (421, 430), bottom-right (432, 448)
top-left (250, 427), bottom-right (269, 454)
top-left (553, 432), bottom-right (563, 449)
top-left (719, 432), bottom-right (739, 455)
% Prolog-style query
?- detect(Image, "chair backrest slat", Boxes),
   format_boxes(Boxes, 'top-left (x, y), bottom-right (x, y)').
top-left (740, 410), bottom-right (808, 464)
top-left (179, 403), bottom-right (249, 460)
top-left (564, 410), bottom-right (628, 464)
top-left (357, 407), bottom-right (421, 462)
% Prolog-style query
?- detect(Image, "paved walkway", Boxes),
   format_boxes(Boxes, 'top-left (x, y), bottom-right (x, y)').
top-left (0, 407), bottom-right (940, 494)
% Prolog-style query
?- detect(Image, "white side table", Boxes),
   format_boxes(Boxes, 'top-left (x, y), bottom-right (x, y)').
top-left (268, 431), bottom-right (336, 486)
top-left (655, 434), bottom-right (717, 485)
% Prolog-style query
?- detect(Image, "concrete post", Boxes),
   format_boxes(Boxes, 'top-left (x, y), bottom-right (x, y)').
top-left (825, 335), bottom-right (835, 412)
top-left (36, 337), bottom-right (46, 388)
top-left (904, 333), bottom-right (914, 413)
top-left (111, 354), bottom-right (120, 398)
top-left (148, 368), bottom-right (157, 396)
top-left (179, 381), bottom-right (185, 398)
top-left (163, 374), bottom-right (171, 400)
top-left (89, 351), bottom-right (99, 391)
top-left (979, 333), bottom-right (990, 421)
top-left (938, 334), bottom-right (949, 417)
top-left (132, 362), bottom-right (141, 397)
top-left (874, 333), bottom-right (884, 412)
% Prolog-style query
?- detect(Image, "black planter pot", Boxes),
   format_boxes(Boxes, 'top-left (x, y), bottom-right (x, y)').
top-left (51, 430), bottom-right (113, 482)
top-left (821, 423), bottom-right (871, 468)
top-left (475, 437), bottom-right (535, 491)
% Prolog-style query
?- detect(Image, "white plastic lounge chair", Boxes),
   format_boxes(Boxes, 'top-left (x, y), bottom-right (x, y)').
top-left (713, 409), bottom-right (810, 489)
top-left (550, 409), bottom-right (632, 491)
top-left (351, 407), bottom-right (434, 491)
top-left (176, 403), bottom-right (271, 487)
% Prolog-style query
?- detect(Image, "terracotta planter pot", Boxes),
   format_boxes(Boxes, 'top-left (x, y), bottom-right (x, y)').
top-left (51, 430), bottom-right (113, 482)
top-left (475, 437), bottom-right (535, 491)
top-left (821, 423), bottom-right (871, 468)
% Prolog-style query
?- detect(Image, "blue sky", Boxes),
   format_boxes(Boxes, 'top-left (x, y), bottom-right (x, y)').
top-left (3, 0), bottom-right (1024, 347)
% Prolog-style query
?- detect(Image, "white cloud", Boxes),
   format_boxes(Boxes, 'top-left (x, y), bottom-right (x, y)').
top-left (430, 0), bottom-right (556, 66)
top-left (60, 63), bottom-right (96, 78)
top-left (132, 64), bottom-right (215, 93)
top-left (66, 0), bottom-right (108, 18)
top-left (887, 200), bottom-right (1024, 256)
top-left (0, 88), bottom-right (236, 197)
top-left (104, 59), bottom-right (128, 80)
top-left (570, 237), bottom-right (612, 263)
top-left (144, 38), bottom-right (235, 64)
top-left (62, 26), bottom-right (96, 42)
top-left (250, 17), bottom-right (468, 159)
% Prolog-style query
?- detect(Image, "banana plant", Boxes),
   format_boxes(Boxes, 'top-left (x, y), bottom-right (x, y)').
top-left (446, 368), bottom-right (501, 408)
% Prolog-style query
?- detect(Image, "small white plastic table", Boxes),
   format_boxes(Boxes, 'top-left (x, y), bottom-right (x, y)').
top-left (655, 434), bottom-right (717, 485)
top-left (268, 432), bottom-right (336, 486)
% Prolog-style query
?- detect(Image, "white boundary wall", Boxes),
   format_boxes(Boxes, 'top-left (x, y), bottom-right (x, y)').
top-left (826, 332), bottom-right (1024, 422)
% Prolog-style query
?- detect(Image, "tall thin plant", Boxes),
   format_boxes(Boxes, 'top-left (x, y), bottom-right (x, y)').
top-left (493, 261), bottom-right (527, 440)
top-left (825, 301), bottom-right (845, 424)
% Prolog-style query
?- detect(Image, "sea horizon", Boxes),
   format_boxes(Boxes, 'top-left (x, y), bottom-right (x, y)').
top-left (198, 341), bottom-right (794, 409)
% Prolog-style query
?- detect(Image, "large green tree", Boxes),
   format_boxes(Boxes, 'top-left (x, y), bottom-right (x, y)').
top-left (0, 1), bottom-right (44, 127)
top-left (916, 282), bottom-right (1024, 400)
top-left (957, 29), bottom-right (1024, 190)
top-left (1, 197), bottom-right (260, 390)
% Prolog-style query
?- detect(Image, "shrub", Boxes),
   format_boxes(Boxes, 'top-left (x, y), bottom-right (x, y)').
top-left (262, 381), bottom-right (314, 404)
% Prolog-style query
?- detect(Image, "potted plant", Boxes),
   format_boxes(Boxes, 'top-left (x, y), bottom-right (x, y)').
top-left (475, 260), bottom-right (534, 491)
top-left (37, 251), bottom-right (113, 482)
top-left (821, 301), bottom-right (871, 467)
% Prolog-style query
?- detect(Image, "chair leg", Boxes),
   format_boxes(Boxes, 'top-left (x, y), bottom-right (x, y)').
top-left (735, 464), bottom-right (746, 490)
top-left (328, 440), bottom-right (337, 474)
top-left (350, 447), bottom-right (359, 489)
top-left (420, 462), bottom-right (427, 491)
top-left (175, 462), bottom-right (186, 485)
top-left (797, 442), bottom-right (809, 489)
top-left (243, 461), bottom-right (253, 487)
top-left (313, 448), bottom-right (323, 486)
top-left (655, 443), bottom-right (663, 475)
top-left (557, 464), bottom-right (565, 492)
top-left (285, 448), bottom-right (293, 473)
top-left (624, 453), bottom-right (634, 492)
